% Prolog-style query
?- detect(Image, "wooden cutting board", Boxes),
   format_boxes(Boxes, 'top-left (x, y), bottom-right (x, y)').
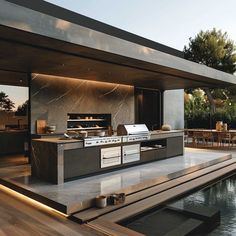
top-left (36, 120), bottom-right (46, 134)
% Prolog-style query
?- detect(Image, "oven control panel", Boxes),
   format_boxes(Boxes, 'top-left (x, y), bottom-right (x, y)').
top-left (122, 135), bottom-right (150, 143)
top-left (84, 136), bottom-right (122, 147)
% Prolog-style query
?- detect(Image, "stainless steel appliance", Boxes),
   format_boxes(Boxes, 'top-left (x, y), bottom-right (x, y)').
top-left (84, 136), bottom-right (122, 147)
top-left (117, 124), bottom-right (150, 142)
top-left (100, 146), bottom-right (121, 168)
top-left (84, 124), bottom-right (149, 147)
top-left (122, 144), bottom-right (140, 164)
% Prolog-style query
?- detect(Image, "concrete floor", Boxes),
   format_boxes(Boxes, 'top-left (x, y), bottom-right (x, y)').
top-left (0, 148), bottom-right (232, 215)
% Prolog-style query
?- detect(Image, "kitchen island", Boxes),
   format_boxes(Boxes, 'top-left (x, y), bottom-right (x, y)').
top-left (0, 129), bottom-right (28, 156)
top-left (32, 130), bottom-right (184, 184)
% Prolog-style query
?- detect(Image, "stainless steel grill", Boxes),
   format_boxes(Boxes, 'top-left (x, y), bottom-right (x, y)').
top-left (117, 124), bottom-right (149, 136)
top-left (117, 124), bottom-right (150, 142)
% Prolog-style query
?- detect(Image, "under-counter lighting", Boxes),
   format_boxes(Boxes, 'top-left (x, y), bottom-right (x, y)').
top-left (0, 184), bottom-right (68, 218)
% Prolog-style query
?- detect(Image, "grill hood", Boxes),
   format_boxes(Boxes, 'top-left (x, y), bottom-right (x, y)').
top-left (117, 124), bottom-right (149, 136)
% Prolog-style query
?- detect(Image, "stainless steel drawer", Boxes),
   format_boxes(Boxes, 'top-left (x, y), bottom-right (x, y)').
top-left (101, 146), bottom-right (121, 168)
top-left (123, 144), bottom-right (140, 164)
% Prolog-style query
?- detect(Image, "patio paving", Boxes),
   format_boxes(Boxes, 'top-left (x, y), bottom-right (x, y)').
top-left (0, 148), bottom-right (232, 215)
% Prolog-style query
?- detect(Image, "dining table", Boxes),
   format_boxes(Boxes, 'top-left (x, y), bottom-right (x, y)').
top-left (184, 129), bottom-right (236, 147)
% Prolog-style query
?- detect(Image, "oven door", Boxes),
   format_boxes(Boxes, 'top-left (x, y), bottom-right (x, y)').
top-left (100, 146), bottom-right (121, 168)
top-left (122, 144), bottom-right (140, 164)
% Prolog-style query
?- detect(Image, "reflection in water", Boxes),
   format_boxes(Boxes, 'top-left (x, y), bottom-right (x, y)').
top-left (178, 174), bottom-right (236, 235)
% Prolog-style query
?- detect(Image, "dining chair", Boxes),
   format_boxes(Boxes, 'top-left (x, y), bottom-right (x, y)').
top-left (202, 131), bottom-right (214, 146)
top-left (184, 130), bottom-right (194, 144)
top-left (218, 132), bottom-right (231, 147)
top-left (230, 132), bottom-right (236, 147)
top-left (193, 131), bottom-right (204, 146)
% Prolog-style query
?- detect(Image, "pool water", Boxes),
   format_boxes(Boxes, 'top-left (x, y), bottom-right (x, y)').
top-left (176, 173), bottom-right (236, 235)
top-left (124, 173), bottom-right (236, 235)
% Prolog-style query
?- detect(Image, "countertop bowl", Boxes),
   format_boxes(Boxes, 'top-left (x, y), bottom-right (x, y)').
top-left (46, 125), bottom-right (56, 132)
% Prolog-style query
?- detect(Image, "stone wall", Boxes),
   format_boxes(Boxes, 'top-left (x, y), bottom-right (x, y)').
top-left (31, 74), bottom-right (134, 133)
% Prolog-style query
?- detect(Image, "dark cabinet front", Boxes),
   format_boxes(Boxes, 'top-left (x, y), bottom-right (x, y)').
top-left (64, 147), bottom-right (100, 179)
top-left (0, 131), bottom-right (28, 156)
top-left (166, 137), bottom-right (183, 157)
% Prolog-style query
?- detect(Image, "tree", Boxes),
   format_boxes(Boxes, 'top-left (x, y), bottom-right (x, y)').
top-left (15, 100), bottom-right (28, 116)
top-left (184, 28), bottom-right (236, 73)
top-left (184, 28), bottom-right (236, 112)
top-left (0, 91), bottom-right (15, 111)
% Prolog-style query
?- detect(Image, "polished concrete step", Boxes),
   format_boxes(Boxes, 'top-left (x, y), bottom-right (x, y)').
top-left (72, 158), bottom-right (236, 223)
top-left (96, 161), bottom-right (236, 223)
top-left (0, 149), bottom-right (232, 215)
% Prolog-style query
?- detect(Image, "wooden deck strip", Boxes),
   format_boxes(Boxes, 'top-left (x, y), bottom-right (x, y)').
top-left (99, 162), bottom-right (236, 223)
top-left (0, 185), bottom-right (105, 236)
top-left (88, 219), bottom-right (145, 236)
top-left (72, 158), bottom-right (236, 222)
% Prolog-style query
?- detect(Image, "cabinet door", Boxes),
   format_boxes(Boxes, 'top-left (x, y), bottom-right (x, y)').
top-left (0, 132), bottom-right (26, 155)
top-left (64, 147), bottom-right (100, 179)
top-left (122, 144), bottom-right (140, 164)
top-left (166, 137), bottom-right (183, 157)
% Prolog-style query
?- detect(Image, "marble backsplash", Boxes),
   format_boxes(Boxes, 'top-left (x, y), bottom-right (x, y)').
top-left (31, 74), bottom-right (134, 133)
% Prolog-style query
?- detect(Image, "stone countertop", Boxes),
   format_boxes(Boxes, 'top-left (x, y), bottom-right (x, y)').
top-left (149, 130), bottom-right (184, 140)
top-left (0, 129), bottom-right (28, 133)
top-left (32, 130), bottom-right (184, 144)
top-left (150, 129), bottom-right (184, 135)
top-left (32, 137), bottom-right (83, 144)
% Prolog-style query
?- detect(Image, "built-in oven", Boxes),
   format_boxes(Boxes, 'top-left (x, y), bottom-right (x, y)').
top-left (122, 144), bottom-right (140, 164)
top-left (100, 146), bottom-right (121, 168)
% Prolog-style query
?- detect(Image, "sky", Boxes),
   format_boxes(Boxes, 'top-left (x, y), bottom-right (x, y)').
top-left (0, 85), bottom-right (28, 110)
top-left (45, 0), bottom-right (236, 50)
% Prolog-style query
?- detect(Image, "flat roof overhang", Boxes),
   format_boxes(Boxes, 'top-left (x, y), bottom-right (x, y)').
top-left (0, 0), bottom-right (236, 89)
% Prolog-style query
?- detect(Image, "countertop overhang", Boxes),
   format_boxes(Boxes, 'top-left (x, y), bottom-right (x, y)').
top-left (0, 0), bottom-right (235, 89)
top-left (32, 130), bottom-right (184, 145)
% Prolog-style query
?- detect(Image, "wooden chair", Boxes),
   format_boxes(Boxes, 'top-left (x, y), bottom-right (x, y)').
top-left (218, 132), bottom-right (231, 147)
top-left (202, 131), bottom-right (214, 146)
top-left (184, 130), bottom-right (194, 144)
top-left (230, 132), bottom-right (236, 147)
top-left (193, 131), bottom-right (204, 146)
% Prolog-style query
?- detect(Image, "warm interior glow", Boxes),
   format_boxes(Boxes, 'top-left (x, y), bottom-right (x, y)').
top-left (32, 73), bottom-right (133, 89)
top-left (0, 184), bottom-right (68, 217)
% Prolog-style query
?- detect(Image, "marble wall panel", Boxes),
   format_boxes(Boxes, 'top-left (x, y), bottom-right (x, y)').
top-left (31, 74), bottom-right (134, 133)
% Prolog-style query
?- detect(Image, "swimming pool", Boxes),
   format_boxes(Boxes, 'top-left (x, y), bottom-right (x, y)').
top-left (177, 173), bottom-right (236, 235)
top-left (122, 172), bottom-right (236, 235)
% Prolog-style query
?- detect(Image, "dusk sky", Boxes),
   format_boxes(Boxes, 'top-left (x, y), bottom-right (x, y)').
top-left (0, 85), bottom-right (28, 110)
top-left (46, 0), bottom-right (236, 50)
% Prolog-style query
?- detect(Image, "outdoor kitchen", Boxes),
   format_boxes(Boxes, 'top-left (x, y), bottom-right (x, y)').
top-left (31, 74), bottom-right (184, 184)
